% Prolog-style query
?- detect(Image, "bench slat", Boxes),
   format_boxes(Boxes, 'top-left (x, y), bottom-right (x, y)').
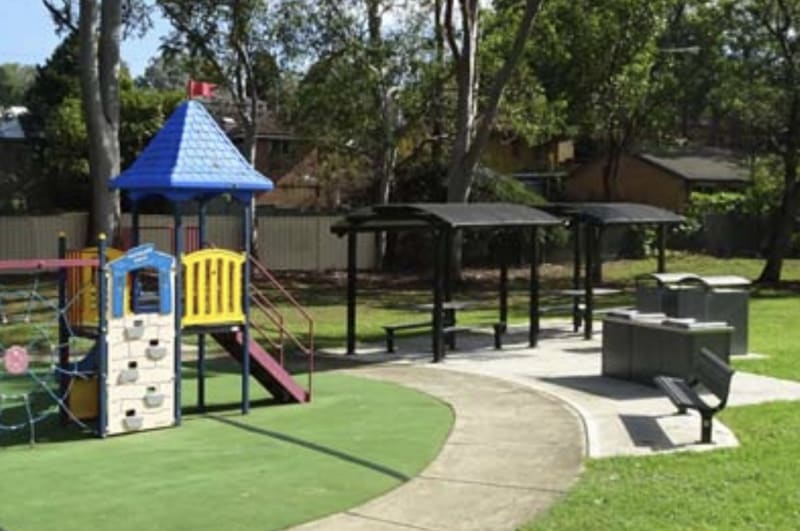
top-left (383, 322), bottom-right (431, 332)
top-left (654, 376), bottom-right (712, 412)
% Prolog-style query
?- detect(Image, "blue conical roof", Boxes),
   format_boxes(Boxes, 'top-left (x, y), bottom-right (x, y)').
top-left (110, 100), bottom-right (273, 202)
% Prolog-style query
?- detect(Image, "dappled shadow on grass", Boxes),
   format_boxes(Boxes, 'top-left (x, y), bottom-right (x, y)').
top-left (207, 414), bottom-right (410, 482)
top-left (183, 397), bottom-right (277, 415)
top-left (0, 414), bottom-right (94, 448)
top-left (750, 283), bottom-right (800, 298)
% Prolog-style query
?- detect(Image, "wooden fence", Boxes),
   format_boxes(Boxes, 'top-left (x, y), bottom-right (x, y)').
top-left (0, 213), bottom-right (374, 271)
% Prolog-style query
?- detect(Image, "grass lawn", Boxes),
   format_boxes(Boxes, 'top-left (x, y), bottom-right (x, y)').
top-left (524, 286), bottom-right (800, 529)
top-left (0, 367), bottom-right (453, 531)
top-left (265, 253), bottom-right (800, 353)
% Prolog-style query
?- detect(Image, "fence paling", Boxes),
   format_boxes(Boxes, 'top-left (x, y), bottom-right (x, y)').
top-left (0, 213), bottom-right (375, 271)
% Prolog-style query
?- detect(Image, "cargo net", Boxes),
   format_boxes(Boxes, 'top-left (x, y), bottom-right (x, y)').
top-left (0, 274), bottom-right (92, 444)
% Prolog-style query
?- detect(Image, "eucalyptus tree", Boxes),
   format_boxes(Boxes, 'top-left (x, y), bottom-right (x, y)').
top-left (0, 64), bottom-right (36, 107)
top-left (721, 0), bottom-right (800, 282)
top-left (158, 0), bottom-right (281, 165)
top-left (289, 1), bottom-right (431, 207)
top-left (286, 0), bottom-right (432, 265)
top-left (42, 0), bottom-right (150, 239)
top-left (531, 0), bottom-right (681, 198)
top-left (442, 0), bottom-right (547, 204)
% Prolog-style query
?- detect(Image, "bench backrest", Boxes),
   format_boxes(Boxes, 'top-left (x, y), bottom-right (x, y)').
top-left (695, 348), bottom-right (735, 404)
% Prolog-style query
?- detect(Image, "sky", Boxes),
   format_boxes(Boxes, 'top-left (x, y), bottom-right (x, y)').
top-left (0, 1), bottom-right (171, 76)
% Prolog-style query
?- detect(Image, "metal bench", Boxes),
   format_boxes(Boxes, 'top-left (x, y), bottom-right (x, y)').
top-left (654, 348), bottom-right (735, 444)
top-left (383, 321), bottom-right (432, 353)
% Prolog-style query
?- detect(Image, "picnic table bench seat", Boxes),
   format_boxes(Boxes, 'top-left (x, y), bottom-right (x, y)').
top-left (383, 320), bottom-right (506, 353)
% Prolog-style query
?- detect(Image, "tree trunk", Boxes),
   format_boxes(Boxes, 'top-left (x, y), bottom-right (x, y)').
top-left (602, 140), bottom-right (622, 201)
top-left (431, 0), bottom-right (445, 162)
top-left (80, 0), bottom-right (121, 243)
top-left (759, 157), bottom-right (799, 283)
top-left (759, 89), bottom-right (800, 284)
top-left (366, 0), bottom-right (400, 270)
top-left (445, 0), bottom-right (478, 204)
top-left (445, 0), bottom-right (543, 203)
top-left (443, 0), bottom-right (543, 277)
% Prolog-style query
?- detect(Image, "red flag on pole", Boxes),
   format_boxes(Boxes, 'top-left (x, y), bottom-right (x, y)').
top-left (186, 79), bottom-right (217, 98)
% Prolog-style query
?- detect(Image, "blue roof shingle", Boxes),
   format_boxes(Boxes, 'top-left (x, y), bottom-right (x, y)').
top-left (110, 100), bottom-right (273, 202)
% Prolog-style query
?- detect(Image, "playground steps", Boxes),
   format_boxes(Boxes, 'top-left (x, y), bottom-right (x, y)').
top-left (212, 331), bottom-right (309, 404)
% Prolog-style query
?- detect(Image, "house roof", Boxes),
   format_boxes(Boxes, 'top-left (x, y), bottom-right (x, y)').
top-left (201, 97), bottom-right (295, 139)
top-left (331, 203), bottom-right (562, 234)
top-left (637, 151), bottom-right (750, 184)
top-left (110, 100), bottom-right (273, 202)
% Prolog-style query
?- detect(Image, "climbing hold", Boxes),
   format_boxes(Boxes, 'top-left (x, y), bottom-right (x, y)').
top-left (3, 345), bottom-right (30, 375)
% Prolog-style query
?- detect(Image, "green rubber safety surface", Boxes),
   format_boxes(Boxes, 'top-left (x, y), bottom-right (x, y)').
top-left (0, 371), bottom-right (453, 531)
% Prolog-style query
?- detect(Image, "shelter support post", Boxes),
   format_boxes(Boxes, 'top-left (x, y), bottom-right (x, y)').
top-left (529, 227), bottom-right (540, 347)
top-left (499, 241), bottom-right (508, 327)
top-left (97, 233), bottom-right (108, 437)
top-left (197, 200), bottom-right (207, 412)
top-left (495, 235), bottom-right (509, 350)
top-left (131, 202), bottom-right (141, 311)
top-left (241, 201), bottom-right (252, 414)
top-left (595, 226), bottom-right (604, 284)
top-left (173, 206), bottom-right (183, 424)
top-left (346, 231), bottom-right (357, 355)
top-left (443, 229), bottom-right (455, 348)
top-left (572, 220), bottom-right (582, 332)
top-left (657, 224), bottom-right (667, 273)
top-left (57, 233), bottom-right (68, 422)
top-left (584, 224), bottom-right (595, 340)
top-left (432, 228), bottom-right (445, 362)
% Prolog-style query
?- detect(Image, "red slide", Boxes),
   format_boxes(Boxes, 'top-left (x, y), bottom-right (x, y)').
top-left (212, 331), bottom-right (309, 403)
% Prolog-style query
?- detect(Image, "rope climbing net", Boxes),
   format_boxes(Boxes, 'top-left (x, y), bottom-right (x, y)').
top-left (0, 274), bottom-right (93, 444)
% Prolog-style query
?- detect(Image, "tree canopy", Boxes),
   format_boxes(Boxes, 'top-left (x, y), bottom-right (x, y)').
top-left (12, 0), bottom-right (800, 278)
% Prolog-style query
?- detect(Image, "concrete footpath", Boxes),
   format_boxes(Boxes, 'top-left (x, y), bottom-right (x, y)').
top-left (295, 365), bottom-right (585, 531)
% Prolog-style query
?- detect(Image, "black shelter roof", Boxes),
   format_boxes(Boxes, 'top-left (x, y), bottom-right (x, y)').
top-left (547, 202), bottom-right (684, 226)
top-left (331, 203), bottom-right (562, 234)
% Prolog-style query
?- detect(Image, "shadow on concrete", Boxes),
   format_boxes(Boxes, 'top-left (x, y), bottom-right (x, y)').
top-left (619, 414), bottom-right (674, 450)
top-left (539, 375), bottom-right (661, 401)
top-left (561, 346), bottom-right (602, 355)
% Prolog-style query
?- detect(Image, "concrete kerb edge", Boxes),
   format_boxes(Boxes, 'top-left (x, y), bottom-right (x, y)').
top-left (335, 367), bottom-right (460, 493)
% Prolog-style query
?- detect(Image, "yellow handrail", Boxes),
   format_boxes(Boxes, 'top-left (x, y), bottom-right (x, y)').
top-left (182, 248), bottom-right (245, 327)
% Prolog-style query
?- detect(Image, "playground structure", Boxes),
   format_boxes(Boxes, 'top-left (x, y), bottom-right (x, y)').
top-left (0, 99), bottom-right (314, 441)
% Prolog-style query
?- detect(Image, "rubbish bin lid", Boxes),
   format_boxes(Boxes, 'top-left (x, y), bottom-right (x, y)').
top-left (676, 275), bottom-right (751, 289)
top-left (636, 272), bottom-right (699, 286)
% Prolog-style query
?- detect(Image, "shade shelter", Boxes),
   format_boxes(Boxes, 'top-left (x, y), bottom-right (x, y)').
top-left (331, 203), bottom-right (562, 362)
top-left (545, 202), bottom-right (684, 340)
top-left (110, 100), bottom-right (274, 420)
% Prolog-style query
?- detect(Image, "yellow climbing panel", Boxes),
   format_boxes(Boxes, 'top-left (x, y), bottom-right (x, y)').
top-left (66, 247), bottom-right (126, 328)
top-left (182, 249), bottom-right (245, 327)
